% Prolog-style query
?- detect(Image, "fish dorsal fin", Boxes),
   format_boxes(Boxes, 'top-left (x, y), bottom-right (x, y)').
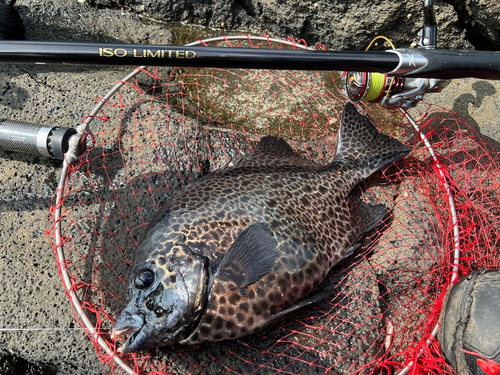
top-left (327, 103), bottom-right (411, 181)
top-left (254, 136), bottom-right (297, 157)
top-left (225, 136), bottom-right (298, 169)
top-left (215, 222), bottom-right (277, 288)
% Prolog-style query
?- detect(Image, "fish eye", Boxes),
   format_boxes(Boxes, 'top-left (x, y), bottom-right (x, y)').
top-left (134, 269), bottom-right (155, 289)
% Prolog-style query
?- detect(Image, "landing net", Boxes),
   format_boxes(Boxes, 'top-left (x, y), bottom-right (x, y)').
top-left (46, 36), bottom-right (500, 375)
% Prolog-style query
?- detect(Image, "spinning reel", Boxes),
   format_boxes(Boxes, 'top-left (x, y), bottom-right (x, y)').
top-left (345, 71), bottom-right (449, 109)
top-left (345, 0), bottom-right (450, 109)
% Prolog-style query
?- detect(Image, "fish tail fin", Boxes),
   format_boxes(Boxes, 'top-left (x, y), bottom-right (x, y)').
top-left (329, 103), bottom-right (411, 181)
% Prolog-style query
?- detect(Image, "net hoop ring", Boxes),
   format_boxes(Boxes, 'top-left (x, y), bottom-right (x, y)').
top-left (50, 35), bottom-right (461, 375)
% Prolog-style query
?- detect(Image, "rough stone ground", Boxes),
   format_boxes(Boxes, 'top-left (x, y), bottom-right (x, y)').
top-left (0, 0), bottom-right (499, 374)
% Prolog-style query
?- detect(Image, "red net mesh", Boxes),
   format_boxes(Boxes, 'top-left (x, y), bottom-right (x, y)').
top-left (46, 38), bottom-right (500, 375)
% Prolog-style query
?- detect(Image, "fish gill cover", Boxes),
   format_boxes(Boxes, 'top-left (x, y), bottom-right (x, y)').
top-left (46, 38), bottom-right (500, 375)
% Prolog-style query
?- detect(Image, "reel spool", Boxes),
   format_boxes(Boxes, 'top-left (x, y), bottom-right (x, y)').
top-left (345, 71), bottom-right (404, 104)
top-left (345, 70), bottom-right (449, 109)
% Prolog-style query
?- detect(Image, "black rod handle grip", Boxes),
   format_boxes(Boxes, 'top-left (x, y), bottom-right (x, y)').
top-left (0, 119), bottom-right (76, 159)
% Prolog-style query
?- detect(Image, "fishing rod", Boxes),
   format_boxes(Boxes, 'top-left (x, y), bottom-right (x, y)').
top-left (0, 0), bottom-right (499, 161)
top-left (0, 40), bottom-right (499, 80)
top-left (0, 40), bottom-right (399, 72)
top-left (0, 0), bottom-right (499, 80)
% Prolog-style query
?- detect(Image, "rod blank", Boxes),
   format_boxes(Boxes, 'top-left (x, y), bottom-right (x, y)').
top-left (0, 40), bottom-right (400, 72)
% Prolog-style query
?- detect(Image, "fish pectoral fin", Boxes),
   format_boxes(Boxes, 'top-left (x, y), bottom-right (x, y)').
top-left (215, 222), bottom-right (277, 288)
top-left (270, 288), bottom-right (334, 323)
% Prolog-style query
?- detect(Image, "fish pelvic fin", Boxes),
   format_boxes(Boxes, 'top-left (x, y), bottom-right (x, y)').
top-left (325, 102), bottom-right (411, 182)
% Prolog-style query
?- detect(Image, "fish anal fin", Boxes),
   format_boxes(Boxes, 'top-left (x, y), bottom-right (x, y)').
top-left (215, 222), bottom-right (277, 288)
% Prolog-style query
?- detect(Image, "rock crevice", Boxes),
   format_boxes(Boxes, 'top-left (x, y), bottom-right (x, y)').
top-left (443, 0), bottom-right (500, 50)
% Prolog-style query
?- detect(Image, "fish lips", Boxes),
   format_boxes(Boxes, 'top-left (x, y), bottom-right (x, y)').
top-left (113, 309), bottom-right (180, 353)
top-left (112, 309), bottom-right (148, 353)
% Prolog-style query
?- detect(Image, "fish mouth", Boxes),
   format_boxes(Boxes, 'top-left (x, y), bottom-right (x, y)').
top-left (112, 310), bottom-right (148, 353)
top-left (113, 327), bottom-right (143, 354)
top-left (113, 319), bottom-right (196, 353)
top-left (112, 309), bottom-right (200, 353)
top-left (111, 327), bottom-right (136, 340)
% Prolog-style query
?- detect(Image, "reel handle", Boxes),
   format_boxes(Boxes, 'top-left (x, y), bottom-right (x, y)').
top-left (0, 119), bottom-right (77, 160)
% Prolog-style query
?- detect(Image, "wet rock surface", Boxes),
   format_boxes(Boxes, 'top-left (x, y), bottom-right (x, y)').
top-left (0, 0), bottom-right (499, 374)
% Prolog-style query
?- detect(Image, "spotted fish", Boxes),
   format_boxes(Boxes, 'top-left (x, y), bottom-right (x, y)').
top-left (113, 103), bottom-right (411, 353)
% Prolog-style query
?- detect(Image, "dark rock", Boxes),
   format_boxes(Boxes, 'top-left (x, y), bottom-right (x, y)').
top-left (445, 0), bottom-right (500, 50)
top-left (101, 0), bottom-right (478, 50)
top-left (0, 351), bottom-right (59, 375)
